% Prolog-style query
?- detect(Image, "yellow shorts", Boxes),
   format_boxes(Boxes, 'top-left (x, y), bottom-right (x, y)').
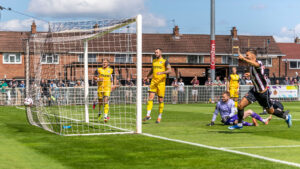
top-left (229, 88), bottom-right (239, 98)
top-left (98, 87), bottom-right (111, 98)
top-left (149, 81), bottom-right (166, 98)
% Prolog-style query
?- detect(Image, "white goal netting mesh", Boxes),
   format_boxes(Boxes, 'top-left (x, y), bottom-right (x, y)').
top-left (26, 17), bottom-right (140, 136)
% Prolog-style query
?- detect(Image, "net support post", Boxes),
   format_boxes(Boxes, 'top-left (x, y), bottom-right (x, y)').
top-left (136, 14), bottom-right (142, 134)
top-left (84, 40), bottom-right (89, 123)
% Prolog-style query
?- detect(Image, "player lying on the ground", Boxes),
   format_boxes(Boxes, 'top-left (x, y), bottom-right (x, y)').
top-left (229, 49), bottom-right (291, 130)
top-left (207, 91), bottom-right (271, 126)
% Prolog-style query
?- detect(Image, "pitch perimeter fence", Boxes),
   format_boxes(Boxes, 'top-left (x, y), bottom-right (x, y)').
top-left (0, 85), bottom-right (299, 106)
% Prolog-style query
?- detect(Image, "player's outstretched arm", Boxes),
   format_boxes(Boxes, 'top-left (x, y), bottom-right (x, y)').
top-left (238, 55), bottom-right (260, 67)
top-left (207, 105), bottom-right (219, 126)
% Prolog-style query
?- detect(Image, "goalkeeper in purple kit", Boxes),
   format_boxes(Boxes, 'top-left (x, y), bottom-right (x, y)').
top-left (207, 92), bottom-right (271, 126)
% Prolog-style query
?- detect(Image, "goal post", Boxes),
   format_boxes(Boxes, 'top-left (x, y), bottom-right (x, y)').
top-left (26, 15), bottom-right (143, 136)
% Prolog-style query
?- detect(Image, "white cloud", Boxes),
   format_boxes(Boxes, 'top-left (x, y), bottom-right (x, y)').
top-left (274, 24), bottom-right (300, 42)
top-left (28, 0), bottom-right (144, 18)
top-left (273, 35), bottom-right (293, 43)
top-left (27, 0), bottom-right (166, 33)
top-left (0, 19), bottom-right (48, 31)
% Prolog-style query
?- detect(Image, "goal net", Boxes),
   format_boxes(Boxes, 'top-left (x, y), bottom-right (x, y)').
top-left (25, 15), bottom-right (142, 136)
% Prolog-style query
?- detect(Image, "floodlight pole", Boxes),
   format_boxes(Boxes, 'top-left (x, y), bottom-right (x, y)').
top-left (210, 0), bottom-right (216, 81)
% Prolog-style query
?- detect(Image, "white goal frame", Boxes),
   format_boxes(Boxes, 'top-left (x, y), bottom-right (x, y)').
top-left (25, 15), bottom-right (142, 135)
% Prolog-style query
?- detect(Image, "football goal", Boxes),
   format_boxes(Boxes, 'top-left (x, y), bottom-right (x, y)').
top-left (25, 15), bottom-right (142, 136)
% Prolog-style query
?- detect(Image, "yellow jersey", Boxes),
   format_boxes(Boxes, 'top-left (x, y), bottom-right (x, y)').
top-left (96, 67), bottom-right (113, 89)
top-left (229, 74), bottom-right (239, 88)
top-left (152, 57), bottom-right (170, 83)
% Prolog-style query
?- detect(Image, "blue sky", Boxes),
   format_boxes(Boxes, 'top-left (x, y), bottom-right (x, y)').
top-left (0, 0), bottom-right (299, 42)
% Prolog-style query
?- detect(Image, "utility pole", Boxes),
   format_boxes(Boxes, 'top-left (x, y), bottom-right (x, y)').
top-left (210, 0), bottom-right (216, 81)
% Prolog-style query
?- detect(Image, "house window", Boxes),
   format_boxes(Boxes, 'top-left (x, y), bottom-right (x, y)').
top-left (222, 56), bottom-right (228, 64)
top-left (41, 54), bottom-right (59, 64)
top-left (187, 55), bottom-right (204, 64)
top-left (3, 53), bottom-right (21, 64)
top-left (78, 54), bottom-right (97, 63)
top-left (115, 54), bottom-right (133, 63)
top-left (223, 55), bottom-right (238, 66)
top-left (260, 58), bottom-right (272, 67)
top-left (290, 61), bottom-right (300, 69)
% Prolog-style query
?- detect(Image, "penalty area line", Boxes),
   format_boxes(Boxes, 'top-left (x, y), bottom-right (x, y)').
top-left (142, 133), bottom-right (300, 168)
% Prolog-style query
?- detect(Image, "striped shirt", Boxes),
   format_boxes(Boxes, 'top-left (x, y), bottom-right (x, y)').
top-left (250, 60), bottom-right (268, 92)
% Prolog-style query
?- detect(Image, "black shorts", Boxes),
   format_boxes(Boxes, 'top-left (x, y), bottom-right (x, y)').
top-left (245, 88), bottom-right (272, 109)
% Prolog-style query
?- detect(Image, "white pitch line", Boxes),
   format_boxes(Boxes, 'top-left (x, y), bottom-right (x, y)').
top-left (142, 133), bottom-right (300, 168)
top-left (222, 145), bottom-right (300, 149)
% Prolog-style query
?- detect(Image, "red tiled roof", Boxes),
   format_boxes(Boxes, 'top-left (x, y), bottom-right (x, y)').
top-left (0, 31), bottom-right (30, 52)
top-left (142, 34), bottom-right (282, 55)
top-left (277, 43), bottom-right (300, 59)
top-left (0, 30), bottom-right (283, 56)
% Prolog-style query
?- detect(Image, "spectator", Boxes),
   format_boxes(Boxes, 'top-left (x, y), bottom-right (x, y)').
top-left (171, 78), bottom-right (179, 104)
top-left (275, 79), bottom-right (280, 85)
top-left (18, 81), bottom-right (25, 88)
top-left (178, 78), bottom-right (185, 103)
top-left (57, 80), bottom-right (65, 87)
top-left (74, 80), bottom-right (83, 88)
top-left (265, 75), bottom-right (271, 85)
top-left (205, 77), bottom-right (213, 86)
top-left (10, 79), bottom-right (18, 105)
top-left (143, 78), bottom-right (150, 103)
top-left (283, 76), bottom-right (290, 85)
top-left (245, 76), bottom-right (252, 85)
top-left (9, 78), bottom-right (18, 88)
top-left (223, 77), bottom-right (229, 91)
top-left (125, 77), bottom-right (134, 103)
top-left (213, 76), bottom-right (223, 86)
top-left (240, 76), bottom-right (246, 85)
top-left (289, 77), bottom-right (294, 85)
top-left (293, 78), bottom-right (299, 86)
top-left (190, 75), bottom-right (199, 102)
top-left (40, 79), bottom-right (51, 106)
top-left (143, 78), bottom-right (150, 86)
top-left (0, 80), bottom-right (8, 105)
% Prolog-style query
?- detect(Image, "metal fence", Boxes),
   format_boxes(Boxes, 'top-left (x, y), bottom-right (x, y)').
top-left (0, 85), bottom-right (299, 106)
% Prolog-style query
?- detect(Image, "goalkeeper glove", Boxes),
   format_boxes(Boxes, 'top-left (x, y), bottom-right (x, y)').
top-left (221, 116), bottom-right (230, 123)
top-left (207, 121), bottom-right (215, 126)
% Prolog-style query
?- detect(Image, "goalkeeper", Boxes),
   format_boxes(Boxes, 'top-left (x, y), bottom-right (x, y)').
top-left (207, 92), bottom-right (271, 126)
top-left (143, 48), bottom-right (171, 123)
top-left (94, 58), bottom-right (115, 123)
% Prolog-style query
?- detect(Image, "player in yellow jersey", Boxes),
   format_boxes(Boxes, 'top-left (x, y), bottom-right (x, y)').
top-left (143, 48), bottom-right (171, 123)
top-left (227, 67), bottom-right (240, 108)
top-left (94, 58), bottom-right (114, 123)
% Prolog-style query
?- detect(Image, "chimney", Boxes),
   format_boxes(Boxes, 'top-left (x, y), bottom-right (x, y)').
top-left (31, 21), bottom-right (36, 34)
top-left (173, 25), bottom-right (180, 39)
top-left (295, 37), bottom-right (300, 44)
top-left (231, 27), bottom-right (238, 40)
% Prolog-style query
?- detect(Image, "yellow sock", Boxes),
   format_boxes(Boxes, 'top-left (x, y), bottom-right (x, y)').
top-left (104, 103), bottom-right (109, 115)
top-left (147, 100), bottom-right (153, 111)
top-left (159, 102), bottom-right (164, 114)
top-left (234, 101), bottom-right (238, 108)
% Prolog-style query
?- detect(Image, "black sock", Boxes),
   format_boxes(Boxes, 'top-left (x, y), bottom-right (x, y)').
top-left (237, 109), bottom-right (244, 123)
top-left (273, 109), bottom-right (287, 119)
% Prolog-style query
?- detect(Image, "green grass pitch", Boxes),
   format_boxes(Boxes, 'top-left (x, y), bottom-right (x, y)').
top-left (0, 102), bottom-right (299, 169)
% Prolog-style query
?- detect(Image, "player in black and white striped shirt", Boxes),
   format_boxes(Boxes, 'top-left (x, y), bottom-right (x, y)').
top-left (229, 49), bottom-right (292, 130)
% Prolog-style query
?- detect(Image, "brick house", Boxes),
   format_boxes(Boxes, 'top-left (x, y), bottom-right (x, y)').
top-left (0, 22), bottom-right (284, 85)
top-left (277, 38), bottom-right (300, 78)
